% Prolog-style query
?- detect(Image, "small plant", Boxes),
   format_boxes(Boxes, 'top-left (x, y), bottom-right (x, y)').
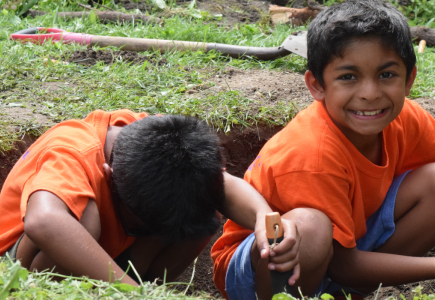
top-left (399, 0), bottom-right (435, 27)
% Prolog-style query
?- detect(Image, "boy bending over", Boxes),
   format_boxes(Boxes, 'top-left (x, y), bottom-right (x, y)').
top-left (0, 110), bottom-right (285, 285)
top-left (212, 0), bottom-right (435, 298)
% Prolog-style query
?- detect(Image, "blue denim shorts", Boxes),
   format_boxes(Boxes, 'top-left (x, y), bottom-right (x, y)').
top-left (225, 171), bottom-right (410, 300)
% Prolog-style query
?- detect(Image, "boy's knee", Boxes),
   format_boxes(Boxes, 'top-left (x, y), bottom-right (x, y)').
top-left (417, 163), bottom-right (435, 191)
top-left (403, 163), bottom-right (435, 198)
top-left (283, 208), bottom-right (333, 241)
top-left (283, 208), bottom-right (333, 265)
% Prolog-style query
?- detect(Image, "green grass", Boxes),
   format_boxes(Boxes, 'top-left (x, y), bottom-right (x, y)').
top-left (2, 255), bottom-right (435, 300)
top-left (0, 256), bottom-right (218, 299)
top-left (0, 8), bottom-right (308, 151)
top-left (1, 1), bottom-right (434, 153)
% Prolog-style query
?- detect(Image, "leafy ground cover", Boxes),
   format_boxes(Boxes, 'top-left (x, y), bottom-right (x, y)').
top-left (0, 256), bottom-right (216, 299)
top-left (0, 0), bottom-right (435, 299)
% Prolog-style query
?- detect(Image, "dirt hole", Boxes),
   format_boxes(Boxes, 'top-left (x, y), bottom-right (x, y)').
top-left (0, 125), bottom-right (282, 298)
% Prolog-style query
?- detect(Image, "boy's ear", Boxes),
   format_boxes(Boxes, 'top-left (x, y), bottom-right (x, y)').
top-left (305, 70), bottom-right (325, 102)
top-left (405, 65), bottom-right (417, 96)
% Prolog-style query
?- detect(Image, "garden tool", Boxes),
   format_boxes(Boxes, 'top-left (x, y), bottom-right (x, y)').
top-left (266, 212), bottom-right (294, 295)
top-left (10, 27), bottom-right (308, 59)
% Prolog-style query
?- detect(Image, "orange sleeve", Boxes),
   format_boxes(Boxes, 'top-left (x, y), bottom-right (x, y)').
top-left (21, 147), bottom-right (96, 221)
top-left (211, 221), bottom-right (253, 299)
top-left (275, 171), bottom-right (356, 248)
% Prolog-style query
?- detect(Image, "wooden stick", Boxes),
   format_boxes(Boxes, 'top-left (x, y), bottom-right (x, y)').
top-left (418, 40), bottom-right (427, 53)
top-left (411, 27), bottom-right (435, 47)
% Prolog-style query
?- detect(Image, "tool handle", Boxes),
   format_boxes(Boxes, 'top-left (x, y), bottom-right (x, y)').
top-left (266, 212), bottom-right (284, 240)
top-left (266, 212), bottom-right (294, 296)
top-left (90, 35), bottom-right (207, 52)
top-left (418, 40), bottom-right (427, 53)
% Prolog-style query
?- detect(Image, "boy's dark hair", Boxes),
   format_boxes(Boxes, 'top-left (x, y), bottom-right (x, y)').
top-left (111, 115), bottom-right (224, 242)
top-left (307, 0), bottom-right (416, 87)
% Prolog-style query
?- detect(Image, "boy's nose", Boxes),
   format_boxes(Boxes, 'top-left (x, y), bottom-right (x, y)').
top-left (358, 79), bottom-right (382, 102)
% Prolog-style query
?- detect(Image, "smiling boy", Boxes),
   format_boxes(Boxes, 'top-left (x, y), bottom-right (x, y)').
top-left (212, 1), bottom-right (435, 299)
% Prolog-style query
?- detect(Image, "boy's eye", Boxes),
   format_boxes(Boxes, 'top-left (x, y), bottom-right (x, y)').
top-left (339, 74), bottom-right (355, 80)
top-left (380, 72), bottom-right (394, 79)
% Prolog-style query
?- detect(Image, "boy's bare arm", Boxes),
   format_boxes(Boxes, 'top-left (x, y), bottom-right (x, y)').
top-left (220, 172), bottom-right (300, 278)
top-left (329, 240), bottom-right (435, 291)
top-left (24, 191), bottom-right (137, 285)
top-left (220, 172), bottom-right (273, 231)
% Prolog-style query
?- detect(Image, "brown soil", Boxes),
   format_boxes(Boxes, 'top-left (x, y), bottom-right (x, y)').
top-left (186, 67), bottom-right (311, 114)
top-left (116, 0), bottom-right (269, 27)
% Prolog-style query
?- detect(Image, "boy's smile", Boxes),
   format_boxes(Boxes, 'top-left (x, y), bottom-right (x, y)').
top-left (306, 38), bottom-right (416, 155)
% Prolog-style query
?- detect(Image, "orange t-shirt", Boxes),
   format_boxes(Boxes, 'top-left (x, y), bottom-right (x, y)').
top-left (0, 109), bottom-right (148, 258)
top-left (212, 99), bottom-right (435, 298)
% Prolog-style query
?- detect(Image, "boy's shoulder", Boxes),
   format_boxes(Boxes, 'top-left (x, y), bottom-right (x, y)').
top-left (32, 118), bottom-right (102, 155)
top-left (33, 109), bottom-right (147, 155)
top-left (256, 102), bottom-right (350, 176)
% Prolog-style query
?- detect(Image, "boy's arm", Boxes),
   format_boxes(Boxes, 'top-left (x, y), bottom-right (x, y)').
top-left (220, 172), bottom-right (300, 278)
top-left (329, 241), bottom-right (435, 291)
top-left (24, 191), bottom-right (137, 285)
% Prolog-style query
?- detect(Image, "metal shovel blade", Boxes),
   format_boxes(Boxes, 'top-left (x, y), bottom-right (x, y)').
top-left (281, 31), bottom-right (308, 58)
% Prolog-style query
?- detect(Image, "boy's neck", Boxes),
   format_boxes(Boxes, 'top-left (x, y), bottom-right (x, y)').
top-left (331, 118), bottom-right (384, 165)
top-left (104, 126), bottom-right (123, 165)
top-left (349, 132), bottom-right (383, 166)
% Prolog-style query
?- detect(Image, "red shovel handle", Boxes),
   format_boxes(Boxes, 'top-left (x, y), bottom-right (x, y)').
top-left (10, 27), bottom-right (93, 45)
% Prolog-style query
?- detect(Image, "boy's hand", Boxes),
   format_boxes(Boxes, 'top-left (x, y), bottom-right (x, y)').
top-left (255, 217), bottom-right (301, 286)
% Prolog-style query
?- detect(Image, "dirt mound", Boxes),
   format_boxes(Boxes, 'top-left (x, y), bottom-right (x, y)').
top-left (63, 50), bottom-right (167, 66)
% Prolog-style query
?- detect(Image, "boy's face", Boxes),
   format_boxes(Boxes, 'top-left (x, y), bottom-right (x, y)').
top-left (306, 38), bottom-right (416, 145)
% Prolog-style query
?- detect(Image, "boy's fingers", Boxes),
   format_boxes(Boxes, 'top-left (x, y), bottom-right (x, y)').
top-left (254, 214), bottom-right (270, 259)
top-left (268, 254), bottom-right (299, 272)
top-left (255, 232), bottom-right (270, 258)
top-left (269, 247), bottom-right (298, 264)
top-left (272, 229), bottom-right (301, 257)
top-left (272, 236), bottom-right (298, 255)
top-left (288, 263), bottom-right (301, 286)
top-left (281, 220), bottom-right (300, 250)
